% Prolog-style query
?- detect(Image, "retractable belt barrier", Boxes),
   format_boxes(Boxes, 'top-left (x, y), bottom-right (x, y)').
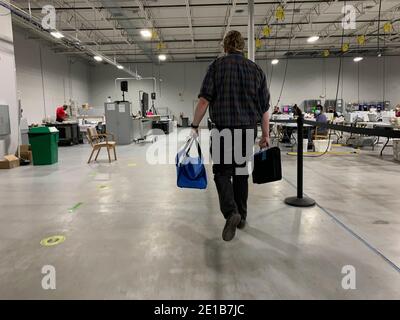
top-left (271, 116), bottom-right (400, 207)
top-left (271, 118), bottom-right (400, 139)
top-left (304, 120), bottom-right (400, 138)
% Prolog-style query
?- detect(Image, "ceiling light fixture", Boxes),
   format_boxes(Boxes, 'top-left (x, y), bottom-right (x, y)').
top-left (353, 56), bottom-right (363, 62)
top-left (158, 54), bottom-right (167, 61)
top-left (50, 31), bottom-right (64, 39)
top-left (94, 56), bottom-right (103, 62)
top-left (117, 65), bottom-right (124, 69)
top-left (140, 29), bottom-right (152, 39)
top-left (271, 59), bottom-right (279, 65)
top-left (307, 35), bottom-right (320, 43)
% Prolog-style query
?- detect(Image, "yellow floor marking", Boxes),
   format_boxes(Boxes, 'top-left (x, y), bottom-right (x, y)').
top-left (40, 235), bottom-right (66, 247)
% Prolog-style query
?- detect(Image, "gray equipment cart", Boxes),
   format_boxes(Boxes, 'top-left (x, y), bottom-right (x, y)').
top-left (104, 101), bottom-right (133, 145)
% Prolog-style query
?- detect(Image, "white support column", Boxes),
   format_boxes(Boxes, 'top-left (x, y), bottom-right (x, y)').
top-left (0, 2), bottom-right (19, 158)
top-left (248, 0), bottom-right (255, 62)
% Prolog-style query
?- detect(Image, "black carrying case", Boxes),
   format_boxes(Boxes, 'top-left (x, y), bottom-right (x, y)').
top-left (252, 147), bottom-right (282, 184)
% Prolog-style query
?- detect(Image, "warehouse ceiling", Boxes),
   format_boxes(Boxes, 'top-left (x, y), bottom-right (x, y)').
top-left (5, 0), bottom-right (400, 64)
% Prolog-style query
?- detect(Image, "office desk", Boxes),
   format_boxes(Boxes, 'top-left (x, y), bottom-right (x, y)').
top-left (152, 120), bottom-right (174, 135)
top-left (133, 118), bottom-right (153, 141)
top-left (146, 115), bottom-right (161, 122)
top-left (271, 121), bottom-right (314, 147)
top-left (372, 124), bottom-right (397, 156)
top-left (46, 122), bottom-right (80, 146)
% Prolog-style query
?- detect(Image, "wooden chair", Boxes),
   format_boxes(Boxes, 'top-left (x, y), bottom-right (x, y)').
top-left (313, 122), bottom-right (330, 140)
top-left (86, 127), bottom-right (117, 163)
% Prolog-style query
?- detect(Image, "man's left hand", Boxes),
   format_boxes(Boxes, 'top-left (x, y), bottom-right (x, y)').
top-left (259, 136), bottom-right (270, 149)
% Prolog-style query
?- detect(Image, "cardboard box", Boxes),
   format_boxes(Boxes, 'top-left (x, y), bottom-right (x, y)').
top-left (16, 145), bottom-right (32, 163)
top-left (20, 151), bottom-right (33, 163)
top-left (19, 144), bottom-right (31, 153)
top-left (0, 155), bottom-right (20, 169)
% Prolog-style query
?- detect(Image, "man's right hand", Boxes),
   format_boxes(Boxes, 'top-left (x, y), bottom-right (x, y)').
top-left (259, 135), bottom-right (270, 149)
top-left (190, 128), bottom-right (199, 138)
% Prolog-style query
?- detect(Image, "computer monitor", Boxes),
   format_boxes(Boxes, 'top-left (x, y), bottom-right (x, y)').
top-left (141, 92), bottom-right (149, 115)
top-left (283, 106), bottom-right (289, 113)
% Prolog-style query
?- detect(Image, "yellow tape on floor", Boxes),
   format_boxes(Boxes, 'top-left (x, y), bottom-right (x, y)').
top-left (40, 235), bottom-right (66, 247)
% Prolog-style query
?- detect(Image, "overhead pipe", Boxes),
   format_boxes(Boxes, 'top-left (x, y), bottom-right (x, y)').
top-left (0, 0), bottom-right (138, 77)
top-left (21, 0), bottom-right (368, 11)
top-left (248, 0), bottom-right (255, 62)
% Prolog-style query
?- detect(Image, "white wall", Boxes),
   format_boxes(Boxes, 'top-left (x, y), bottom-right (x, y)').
top-left (263, 56), bottom-right (400, 108)
top-left (90, 61), bottom-right (210, 126)
top-left (13, 27), bottom-right (90, 124)
top-left (0, 5), bottom-right (19, 158)
top-left (90, 56), bottom-right (400, 124)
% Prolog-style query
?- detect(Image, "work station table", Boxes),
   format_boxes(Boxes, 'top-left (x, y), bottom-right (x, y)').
top-left (45, 122), bottom-right (81, 146)
top-left (339, 121), bottom-right (399, 155)
top-left (132, 118), bottom-right (153, 142)
top-left (132, 117), bottom-right (174, 141)
top-left (270, 120), bottom-right (315, 148)
top-left (152, 120), bottom-right (174, 134)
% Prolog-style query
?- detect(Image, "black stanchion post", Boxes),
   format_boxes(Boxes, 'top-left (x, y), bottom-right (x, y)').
top-left (284, 114), bottom-right (316, 207)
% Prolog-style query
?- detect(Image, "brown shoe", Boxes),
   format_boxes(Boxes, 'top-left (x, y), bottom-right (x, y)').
top-left (222, 213), bottom-right (241, 241)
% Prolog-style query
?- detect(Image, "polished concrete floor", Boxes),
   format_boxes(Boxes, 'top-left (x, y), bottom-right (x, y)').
top-left (0, 131), bottom-right (399, 299)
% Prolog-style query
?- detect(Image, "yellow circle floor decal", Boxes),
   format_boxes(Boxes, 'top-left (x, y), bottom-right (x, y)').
top-left (40, 235), bottom-right (66, 247)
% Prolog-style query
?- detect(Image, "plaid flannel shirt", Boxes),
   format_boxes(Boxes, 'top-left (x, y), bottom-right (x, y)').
top-left (198, 53), bottom-right (270, 127)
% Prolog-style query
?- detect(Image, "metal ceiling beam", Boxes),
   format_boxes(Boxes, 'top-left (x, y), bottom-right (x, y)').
top-left (255, 3), bottom-right (280, 39)
top-left (349, 3), bottom-right (400, 37)
top-left (318, 1), bottom-right (366, 39)
top-left (1, 0), bottom-right (140, 76)
top-left (135, 0), bottom-right (170, 60)
top-left (221, 0), bottom-right (239, 40)
top-left (31, 0), bottom-right (121, 53)
top-left (57, 19), bottom-right (391, 32)
top-left (184, 0), bottom-right (195, 46)
top-left (78, 32), bottom-right (400, 46)
top-left (291, 1), bottom-right (334, 34)
top-left (362, 7), bottom-right (400, 45)
top-left (97, 0), bottom-right (154, 62)
top-left (82, 0), bottom-right (131, 47)
top-left (20, 1), bottom-right (367, 11)
top-left (81, 46), bottom-right (400, 55)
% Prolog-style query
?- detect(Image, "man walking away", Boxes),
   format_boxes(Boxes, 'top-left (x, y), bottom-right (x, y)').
top-left (191, 30), bottom-right (271, 242)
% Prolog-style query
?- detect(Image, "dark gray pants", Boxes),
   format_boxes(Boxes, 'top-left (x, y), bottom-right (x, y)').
top-left (211, 127), bottom-right (257, 220)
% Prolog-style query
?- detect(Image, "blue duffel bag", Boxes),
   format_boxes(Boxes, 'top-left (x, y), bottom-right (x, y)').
top-left (176, 137), bottom-right (207, 189)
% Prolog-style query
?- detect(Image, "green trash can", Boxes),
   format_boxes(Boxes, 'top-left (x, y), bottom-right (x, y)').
top-left (28, 127), bottom-right (59, 165)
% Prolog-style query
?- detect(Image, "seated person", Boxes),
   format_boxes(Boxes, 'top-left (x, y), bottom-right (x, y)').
top-left (395, 104), bottom-right (400, 117)
top-left (56, 105), bottom-right (69, 122)
top-left (327, 108), bottom-right (339, 118)
top-left (293, 104), bottom-right (302, 117)
top-left (314, 105), bottom-right (328, 136)
top-left (272, 106), bottom-right (281, 115)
